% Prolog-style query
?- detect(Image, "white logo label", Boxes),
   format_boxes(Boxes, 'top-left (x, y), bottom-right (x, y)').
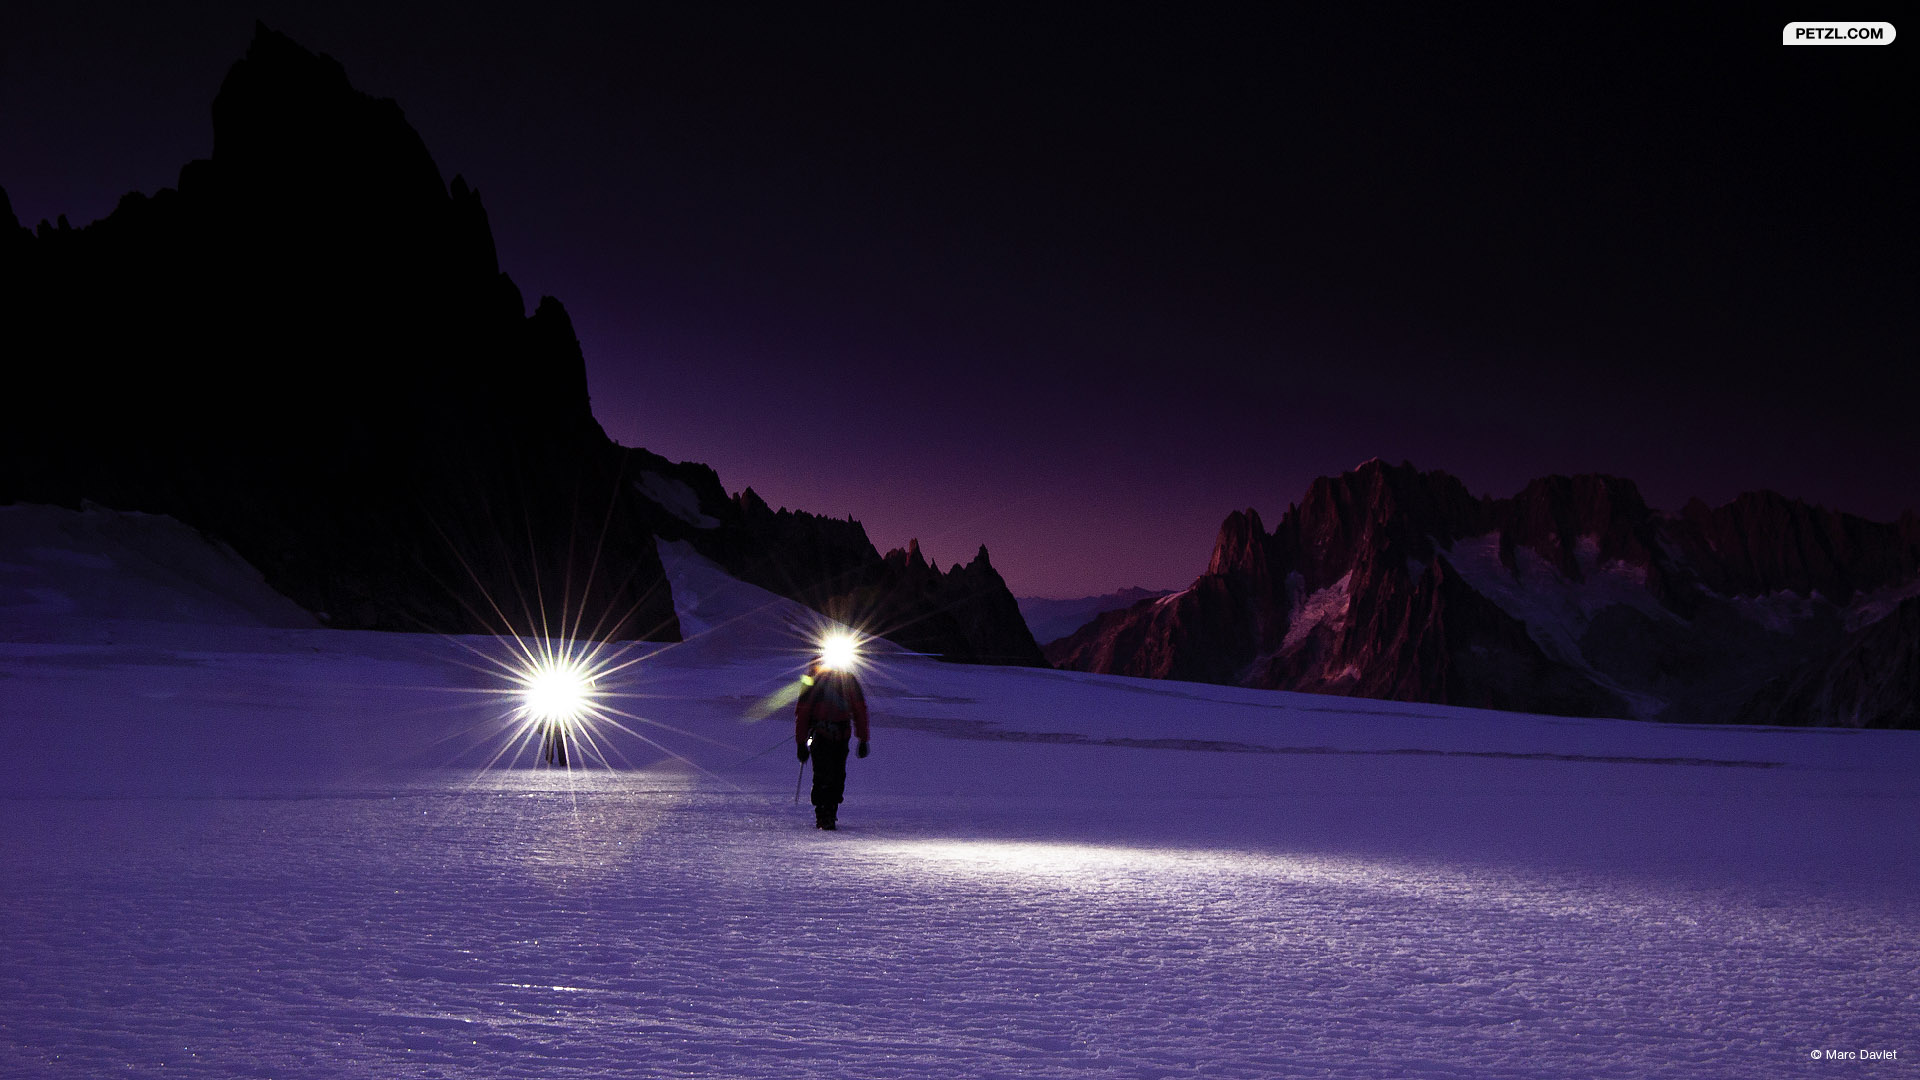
top-left (1782, 22), bottom-right (1896, 44)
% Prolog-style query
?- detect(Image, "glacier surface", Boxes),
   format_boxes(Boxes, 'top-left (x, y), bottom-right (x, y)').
top-left (0, 518), bottom-right (1914, 1078)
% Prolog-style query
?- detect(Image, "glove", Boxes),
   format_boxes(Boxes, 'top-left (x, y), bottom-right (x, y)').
top-left (856, 740), bottom-right (869, 759)
top-left (797, 744), bottom-right (810, 763)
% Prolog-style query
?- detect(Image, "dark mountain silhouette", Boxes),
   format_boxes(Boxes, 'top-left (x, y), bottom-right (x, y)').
top-left (1049, 460), bottom-right (1920, 726)
top-left (0, 25), bottom-right (1040, 665)
top-left (611, 452), bottom-right (1042, 664)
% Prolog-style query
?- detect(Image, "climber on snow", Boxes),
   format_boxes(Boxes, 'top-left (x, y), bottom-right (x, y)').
top-left (795, 652), bottom-right (869, 830)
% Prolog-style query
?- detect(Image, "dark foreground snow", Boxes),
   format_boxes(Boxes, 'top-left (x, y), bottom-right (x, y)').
top-left (0, 529), bottom-right (1914, 1078)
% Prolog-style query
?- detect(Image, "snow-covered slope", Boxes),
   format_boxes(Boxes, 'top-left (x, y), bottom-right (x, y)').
top-left (0, 539), bottom-right (1914, 1078)
top-left (0, 503), bottom-right (317, 639)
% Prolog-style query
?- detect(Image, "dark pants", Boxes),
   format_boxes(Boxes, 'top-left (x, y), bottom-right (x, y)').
top-left (810, 738), bottom-right (850, 823)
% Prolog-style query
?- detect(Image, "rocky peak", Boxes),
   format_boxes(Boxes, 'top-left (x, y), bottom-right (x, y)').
top-left (182, 23), bottom-right (500, 310)
top-left (1050, 459), bottom-right (1917, 727)
top-left (735, 487), bottom-right (775, 521)
top-left (0, 25), bottom-right (665, 640)
top-left (209, 25), bottom-right (446, 208)
top-left (1670, 490), bottom-right (1920, 602)
top-left (969, 543), bottom-right (991, 567)
top-left (850, 540), bottom-right (1043, 665)
top-left (1277, 459), bottom-right (1481, 589)
top-left (1206, 508), bottom-right (1269, 578)
top-left (883, 538), bottom-right (934, 578)
top-left (1494, 473), bottom-right (1656, 580)
top-left (520, 296), bottom-right (600, 436)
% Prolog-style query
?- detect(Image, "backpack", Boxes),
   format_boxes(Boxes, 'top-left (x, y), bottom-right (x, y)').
top-left (804, 675), bottom-right (855, 742)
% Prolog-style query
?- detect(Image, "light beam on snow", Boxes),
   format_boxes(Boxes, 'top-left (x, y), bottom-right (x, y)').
top-left (874, 841), bottom-right (1503, 912)
top-left (880, 840), bottom-right (1205, 879)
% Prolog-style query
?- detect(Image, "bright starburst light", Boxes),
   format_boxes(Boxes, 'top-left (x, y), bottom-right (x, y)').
top-left (518, 656), bottom-right (597, 723)
top-left (819, 630), bottom-right (860, 671)
top-left (460, 634), bottom-right (715, 775)
top-left (408, 468), bottom-right (784, 782)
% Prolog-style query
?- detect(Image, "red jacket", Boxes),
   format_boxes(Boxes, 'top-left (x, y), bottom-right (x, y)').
top-left (795, 670), bottom-right (869, 745)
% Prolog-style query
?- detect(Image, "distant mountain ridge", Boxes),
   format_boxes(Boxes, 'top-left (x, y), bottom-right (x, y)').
top-left (1048, 460), bottom-right (1920, 727)
top-left (1018, 588), bottom-right (1172, 646)
top-left (0, 25), bottom-right (1041, 667)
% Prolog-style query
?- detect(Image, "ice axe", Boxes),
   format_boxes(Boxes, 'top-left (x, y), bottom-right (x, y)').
top-left (794, 737), bottom-right (811, 803)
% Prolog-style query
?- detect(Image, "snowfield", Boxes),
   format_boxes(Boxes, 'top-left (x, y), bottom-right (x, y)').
top-left (1, 511), bottom-right (1915, 1078)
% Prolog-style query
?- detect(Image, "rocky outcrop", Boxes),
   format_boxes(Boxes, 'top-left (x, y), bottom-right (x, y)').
top-left (1051, 459), bottom-right (1919, 725)
top-left (848, 541), bottom-right (1046, 665)
top-left (1736, 596), bottom-right (1920, 728)
top-left (1496, 474), bottom-right (1658, 579)
top-left (1270, 463), bottom-right (1486, 591)
top-left (1047, 580), bottom-right (1251, 685)
top-left (615, 451), bottom-right (1045, 665)
top-left (1668, 492), bottom-right (1920, 603)
top-left (1323, 551), bottom-right (1625, 717)
top-left (0, 26), bottom-right (675, 640)
top-left (1, 26), bottom-right (1043, 665)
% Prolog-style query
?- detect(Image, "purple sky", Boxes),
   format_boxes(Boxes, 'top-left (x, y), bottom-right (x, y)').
top-left (6, 4), bottom-right (1913, 597)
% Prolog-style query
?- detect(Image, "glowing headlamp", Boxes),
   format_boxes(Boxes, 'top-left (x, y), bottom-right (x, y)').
top-left (517, 656), bottom-right (598, 723)
top-left (818, 630), bottom-right (860, 672)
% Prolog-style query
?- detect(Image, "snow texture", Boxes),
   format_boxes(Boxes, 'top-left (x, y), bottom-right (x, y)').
top-left (1282, 570), bottom-right (1351, 653)
top-left (1, 509), bottom-right (1915, 1078)
top-left (636, 472), bottom-right (720, 529)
